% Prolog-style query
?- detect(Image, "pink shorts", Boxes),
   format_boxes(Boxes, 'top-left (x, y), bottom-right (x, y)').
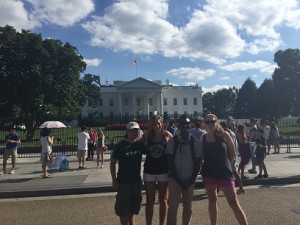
top-left (203, 177), bottom-right (235, 187)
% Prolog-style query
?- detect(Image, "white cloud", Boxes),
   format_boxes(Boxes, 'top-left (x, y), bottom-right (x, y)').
top-left (84, 58), bottom-right (102, 67)
top-left (0, 1), bottom-right (38, 30)
top-left (0, 0), bottom-right (95, 29)
top-left (202, 85), bottom-right (232, 93)
top-left (166, 67), bottom-right (215, 81)
top-left (220, 76), bottom-right (231, 80)
top-left (220, 60), bottom-right (276, 74)
top-left (1, 0), bottom-right (300, 67)
top-left (81, 0), bottom-right (300, 64)
top-left (29, 0), bottom-right (95, 27)
top-left (260, 64), bottom-right (278, 74)
top-left (285, 8), bottom-right (300, 28)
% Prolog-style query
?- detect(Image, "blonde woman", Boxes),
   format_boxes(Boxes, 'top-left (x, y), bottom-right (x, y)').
top-left (143, 115), bottom-right (173, 225)
top-left (96, 129), bottom-right (105, 168)
top-left (199, 114), bottom-right (248, 225)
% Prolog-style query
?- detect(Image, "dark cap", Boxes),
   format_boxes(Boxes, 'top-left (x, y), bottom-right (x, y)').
top-left (9, 125), bottom-right (16, 130)
top-left (178, 114), bottom-right (191, 125)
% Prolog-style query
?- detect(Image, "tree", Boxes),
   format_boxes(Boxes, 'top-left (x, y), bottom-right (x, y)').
top-left (0, 25), bottom-right (93, 139)
top-left (82, 73), bottom-right (101, 107)
top-left (272, 48), bottom-right (300, 116)
top-left (202, 92), bottom-right (215, 115)
top-left (252, 79), bottom-right (276, 119)
top-left (213, 87), bottom-right (238, 118)
top-left (233, 78), bottom-right (257, 118)
top-left (202, 87), bottom-right (238, 118)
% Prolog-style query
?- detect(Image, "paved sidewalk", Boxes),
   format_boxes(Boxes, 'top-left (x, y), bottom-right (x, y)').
top-left (0, 148), bottom-right (300, 198)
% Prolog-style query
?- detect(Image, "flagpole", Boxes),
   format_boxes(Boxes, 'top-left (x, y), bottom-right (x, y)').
top-left (135, 60), bottom-right (137, 78)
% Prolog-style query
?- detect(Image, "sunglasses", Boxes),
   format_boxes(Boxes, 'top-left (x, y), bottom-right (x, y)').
top-left (205, 120), bottom-right (216, 124)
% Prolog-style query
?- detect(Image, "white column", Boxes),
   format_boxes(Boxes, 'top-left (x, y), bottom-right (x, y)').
top-left (160, 92), bottom-right (163, 115)
top-left (132, 93), bottom-right (136, 118)
top-left (145, 93), bottom-right (149, 117)
top-left (118, 93), bottom-right (122, 116)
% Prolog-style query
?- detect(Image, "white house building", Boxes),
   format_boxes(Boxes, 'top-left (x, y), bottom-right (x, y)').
top-left (81, 77), bottom-right (203, 118)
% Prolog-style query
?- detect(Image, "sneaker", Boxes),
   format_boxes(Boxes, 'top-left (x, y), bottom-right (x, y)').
top-left (248, 169), bottom-right (257, 174)
top-left (0, 171), bottom-right (3, 175)
top-left (263, 174), bottom-right (269, 178)
top-left (237, 188), bottom-right (245, 195)
top-left (9, 169), bottom-right (15, 174)
top-left (255, 174), bottom-right (263, 179)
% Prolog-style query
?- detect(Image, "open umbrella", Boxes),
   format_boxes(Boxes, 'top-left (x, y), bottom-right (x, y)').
top-left (39, 121), bottom-right (67, 128)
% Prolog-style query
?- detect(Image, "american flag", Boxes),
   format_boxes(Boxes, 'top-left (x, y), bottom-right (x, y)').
top-left (131, 59), bottom-right (137, 67)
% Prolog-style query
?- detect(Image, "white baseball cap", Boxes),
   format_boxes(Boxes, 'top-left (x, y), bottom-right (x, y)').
top-left (126, 122), bottom-right (140, 130)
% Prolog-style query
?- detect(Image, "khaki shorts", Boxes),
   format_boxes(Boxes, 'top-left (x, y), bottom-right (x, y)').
top-left (77, 150), bottom-right (87, 159)
top-left (4, 149), bottom-right (18, 160)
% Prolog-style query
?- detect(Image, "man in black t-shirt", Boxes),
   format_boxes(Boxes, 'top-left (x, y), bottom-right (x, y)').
top-left (110, 122), bottom-right (147, 225)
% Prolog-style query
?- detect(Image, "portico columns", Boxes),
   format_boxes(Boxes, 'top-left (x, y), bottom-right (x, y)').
top-left (132, 93), bottom-right (136, 118)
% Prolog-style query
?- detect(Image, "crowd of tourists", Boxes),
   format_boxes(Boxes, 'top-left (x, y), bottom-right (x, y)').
top-left (0, 114), bottom-right (281, 225)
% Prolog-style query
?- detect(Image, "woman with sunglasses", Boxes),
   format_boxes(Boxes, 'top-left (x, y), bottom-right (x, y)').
top-left (199, 114), bottom-right (248, 225)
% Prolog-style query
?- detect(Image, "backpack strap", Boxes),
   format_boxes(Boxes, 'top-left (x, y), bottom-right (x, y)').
top-left (173, 135), bottom-right (196, 161)
top-left (173, 135), bottom-right (179, 158)
top-left (189, 135), bottom-right (195, 161)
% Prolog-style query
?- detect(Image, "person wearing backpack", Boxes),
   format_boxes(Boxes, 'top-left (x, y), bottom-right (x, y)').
top-left (166, 115), bottom-right (201, 225)
top-left (199, 114), bottom-right (248, 225)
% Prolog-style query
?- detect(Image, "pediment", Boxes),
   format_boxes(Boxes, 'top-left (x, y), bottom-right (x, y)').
top-left (118, 77), bottom-right (162, 89)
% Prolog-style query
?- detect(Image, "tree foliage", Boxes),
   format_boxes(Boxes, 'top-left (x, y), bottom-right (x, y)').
top-left (202, 87), bottom-right (237, 118)
top-left (0, 25), bottom-right (100, 139)
top-left (252, 79), bottom-right (276, 120)
top-left (233, 78), bottom-right (257, 118)
top-left (272, 48), bottom-right (300, 116)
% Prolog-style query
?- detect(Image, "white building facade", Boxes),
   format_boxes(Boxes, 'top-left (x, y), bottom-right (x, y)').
top-left (81, 77), bottom-right (203, 118)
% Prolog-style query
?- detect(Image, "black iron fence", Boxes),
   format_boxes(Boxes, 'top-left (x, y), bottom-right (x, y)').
top-left (0, 115), bottom-right (299, 158)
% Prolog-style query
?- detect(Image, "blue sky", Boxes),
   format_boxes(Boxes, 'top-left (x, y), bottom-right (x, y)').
top-left (1, 0), bottom-right (300, 92)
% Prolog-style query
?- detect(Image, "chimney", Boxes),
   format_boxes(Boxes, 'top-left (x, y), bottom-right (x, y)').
top-left (166, 79), bottom-right (169, 86)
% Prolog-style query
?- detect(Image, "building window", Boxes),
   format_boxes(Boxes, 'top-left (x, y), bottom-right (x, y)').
top-left (109, 112), bottom-right (114, 118)
top-left (149, 111), bottom-right (153, 117)
top-left (163, 112), bottom-right (168, 118)
top-left (184, 111), bottom-right (188, 115)
top-left (149, 98), bottom-right (153, 106)
top-left (173, 98), bottom-right (177, 105)
top-left (125, 98), bottom-right (129, 106)
top-left (137, 98), bottom-right (141, 106)
top-left (109, 98), bottom-right (114, 106)
top-left (183, 98), bottom-right (187, 105)
top-left (99, 98), bottom-right (103, 106)
top-left (164, 98), bottom-right (167, 105)
top-left (194, 111), bottom-right (198, 116)
top-left (193, 98), bottom-right (197, 105)
top-left (99, 112), bottom-right (103, 118)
